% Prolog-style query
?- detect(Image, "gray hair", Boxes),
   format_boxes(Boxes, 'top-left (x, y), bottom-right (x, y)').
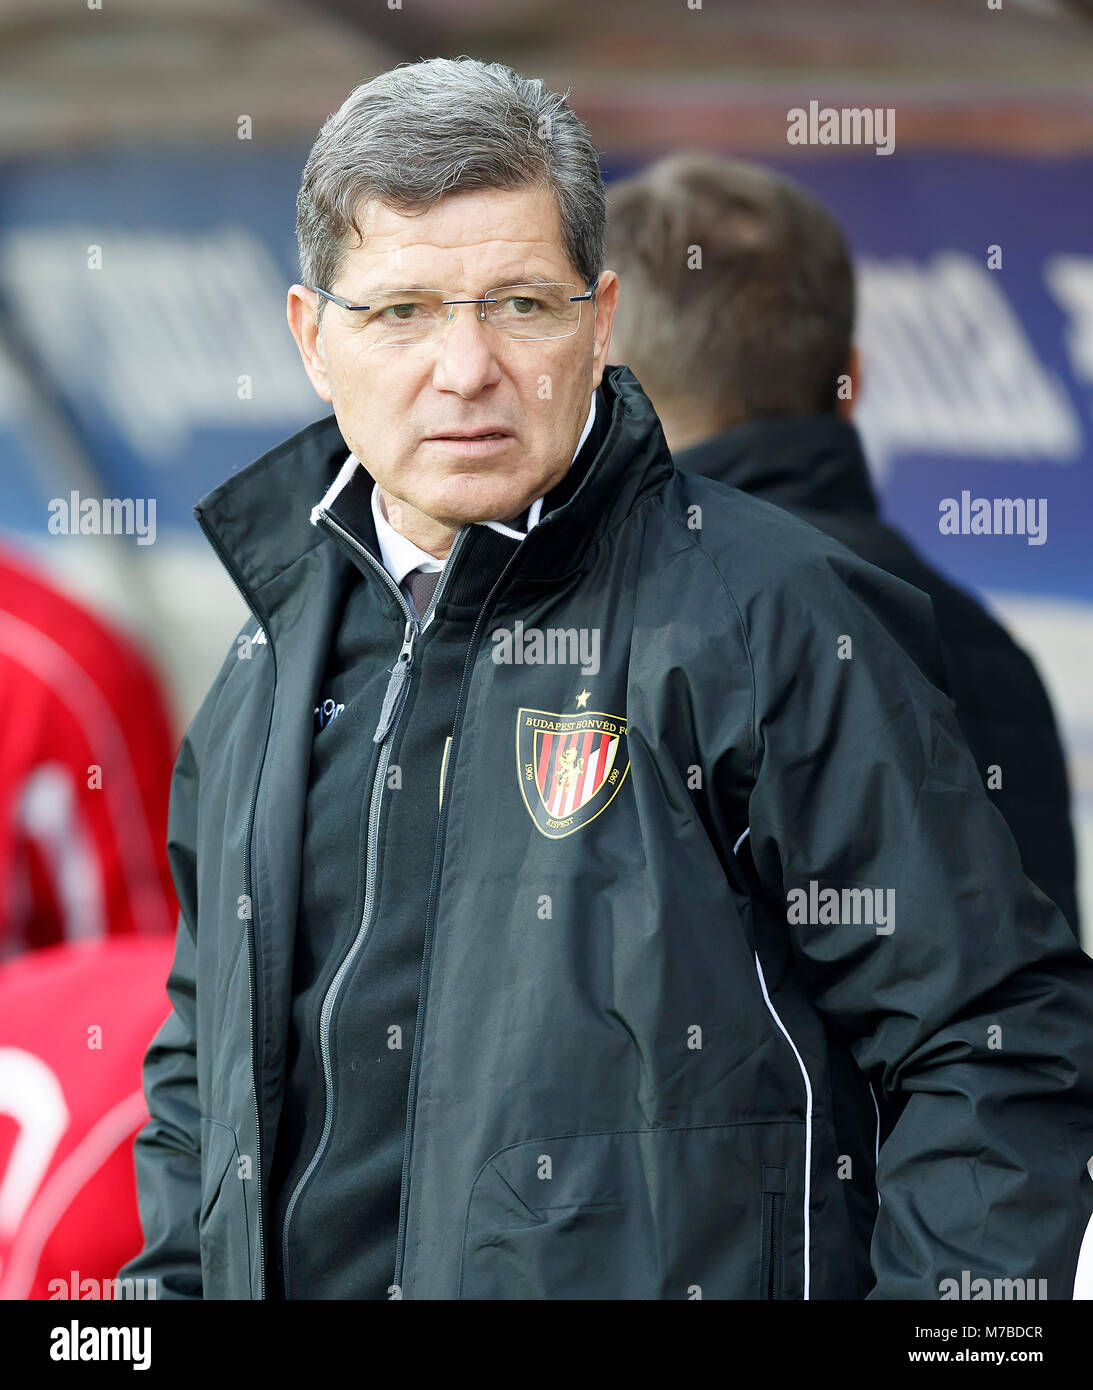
top-left (297, 57), bottom-right (605, 321)
top-left (605, 153), bottom-right (855, 427)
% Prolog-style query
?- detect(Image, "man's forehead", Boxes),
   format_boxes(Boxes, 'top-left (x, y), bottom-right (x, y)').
top-left (343, 185), bottom-right (572, 284)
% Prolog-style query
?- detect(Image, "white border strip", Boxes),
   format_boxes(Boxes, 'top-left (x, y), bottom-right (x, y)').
top-left (310, 455), bottom-right (361, 526)
top-left (481, 517), bottom-right (528, 540)
top-left (734, 823), bottom-right (811, 1296)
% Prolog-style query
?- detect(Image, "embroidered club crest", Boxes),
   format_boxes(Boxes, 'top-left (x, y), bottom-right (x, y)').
top-left (517, 706), bottom-right (630, 838)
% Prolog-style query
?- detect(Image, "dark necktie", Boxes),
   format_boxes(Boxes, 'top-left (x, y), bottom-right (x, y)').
top-left (406, 565), bottom-right (442, 620)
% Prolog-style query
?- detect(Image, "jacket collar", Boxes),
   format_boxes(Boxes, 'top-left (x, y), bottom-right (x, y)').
top-left (194, 364), bottom-right (674, 611)
top-left (514, 364), bottom-right (672, 581)
top-left (674, 414), bottom-right (879, 518)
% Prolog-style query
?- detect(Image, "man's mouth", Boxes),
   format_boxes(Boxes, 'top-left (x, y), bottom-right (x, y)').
top-left (428, 431), bottom-right (511, 440)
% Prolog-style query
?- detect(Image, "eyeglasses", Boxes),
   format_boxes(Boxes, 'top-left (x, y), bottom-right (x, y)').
top-left (311, 276), bottom-right (599, 347)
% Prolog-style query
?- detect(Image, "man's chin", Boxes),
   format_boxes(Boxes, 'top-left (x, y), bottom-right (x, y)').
top-left (432, 496), bottom-right (535, 528)
top-left (422, 477), bottom-right (542, 528)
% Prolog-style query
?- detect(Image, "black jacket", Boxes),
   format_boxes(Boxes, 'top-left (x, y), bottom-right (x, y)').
top-left (677, 415), bottom-right (1081, 938)
top-left (267, 388), bottom-right (615, 1299)
top-left (121, 366), bottom-right (1093, 1300)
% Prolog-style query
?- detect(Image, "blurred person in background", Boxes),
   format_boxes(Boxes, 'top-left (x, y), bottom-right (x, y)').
top-left (0, 543), bottom-right (177, 1299)
top-left (0, 935), bottom-right (174, 1299)
top-left (606, 152), bottom-right (1081, 939)
top-left (0, 542), bottom-right (177, 956)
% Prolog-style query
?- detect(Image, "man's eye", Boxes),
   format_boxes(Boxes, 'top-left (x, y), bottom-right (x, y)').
top-left (505, 297), bottom-right (539, 314)
top-left (381, 302), bottom-right (420, 320)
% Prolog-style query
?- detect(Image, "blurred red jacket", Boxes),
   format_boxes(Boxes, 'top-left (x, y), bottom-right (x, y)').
top-left (0, 545), bottom-right (177, 954)
top-left (0, 936), bottom-right (175, 1299)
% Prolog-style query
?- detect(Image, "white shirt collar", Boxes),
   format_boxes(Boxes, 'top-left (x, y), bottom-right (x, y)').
top-left (368, 389), bottom-right (597, 586)
top-left (371, 484), bottom-right (445, 585)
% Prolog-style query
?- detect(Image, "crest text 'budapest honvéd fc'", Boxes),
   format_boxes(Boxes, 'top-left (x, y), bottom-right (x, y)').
top-left (517, 706), bottom-right (630, 838)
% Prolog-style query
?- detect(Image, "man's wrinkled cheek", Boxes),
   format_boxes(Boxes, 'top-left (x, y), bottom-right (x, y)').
top-left (333, 343), bottom-right (378, 392)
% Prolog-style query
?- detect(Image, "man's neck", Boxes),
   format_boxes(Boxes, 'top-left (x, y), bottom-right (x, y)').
top-left (376, 490), bottom-right (460, 561)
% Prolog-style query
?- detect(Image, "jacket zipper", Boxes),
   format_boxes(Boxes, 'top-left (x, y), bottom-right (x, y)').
top-left (278, 507), bottom-right (468, 1297)
top-left (761, 1192), bottom-right (784, 1298)
top-left (760, 1166), bottom-right (787, 1299)
top-left (194, 507), bottom-right (273, 1300)
top-left (391, 539), bottom-right (529, 1295)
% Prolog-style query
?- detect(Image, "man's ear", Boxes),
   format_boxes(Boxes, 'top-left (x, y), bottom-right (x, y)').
top-left (836, 344), bottom-right (861, 422)
top-left (590, 270), bottom-right (619, 391)
top-left (287, 285), bottom-right (333, 403)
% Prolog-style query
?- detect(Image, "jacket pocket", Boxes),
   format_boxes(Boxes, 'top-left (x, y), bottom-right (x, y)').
top-left (458, 1121), bottom-right (804, 1300)
top-left (198, 1117), bottom-right (252, 1299)
top-left (759, 1164), bottom-right (786, 1299)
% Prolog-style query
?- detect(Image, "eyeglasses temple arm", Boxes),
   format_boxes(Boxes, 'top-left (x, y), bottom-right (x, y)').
top-left (570, 274), bottom-right (600, 303)
top-left (312, 287), bottom-right (371, 311)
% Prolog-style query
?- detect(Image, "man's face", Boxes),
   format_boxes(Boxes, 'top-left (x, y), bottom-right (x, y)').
top-left (288, 184), bottom-right (618, 531)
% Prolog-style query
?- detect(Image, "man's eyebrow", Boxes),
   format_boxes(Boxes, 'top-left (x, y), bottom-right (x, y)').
top-left (354, 273), bottom-right (569, 299)
top-left (486, 273), bottom-right (569, 288)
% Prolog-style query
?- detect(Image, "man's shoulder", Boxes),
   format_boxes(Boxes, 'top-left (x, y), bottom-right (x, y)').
top-left (652, 469), bottom-right (947, 688)
top-left (662, 467), bottom-right (873, 596)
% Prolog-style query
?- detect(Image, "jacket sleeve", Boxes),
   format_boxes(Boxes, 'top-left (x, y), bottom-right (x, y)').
top-left (118, 682), bottom-right (215, 1299)
top-left (738, 544), bottom-right (1093, 1300)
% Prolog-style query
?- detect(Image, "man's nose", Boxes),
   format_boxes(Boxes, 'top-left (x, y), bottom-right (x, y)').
top-left (430, 308), bottom-right (503, 394)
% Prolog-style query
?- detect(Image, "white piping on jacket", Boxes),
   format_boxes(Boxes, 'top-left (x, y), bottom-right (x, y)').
top-left (1074, 1156), bottom-right (1093, 1299)
top-left (733, 825), bottom-right (812, 1299)
top-left (753, 951), bottom-right (813, 1300)
top-left (309, 455), bottom-right (360, 526)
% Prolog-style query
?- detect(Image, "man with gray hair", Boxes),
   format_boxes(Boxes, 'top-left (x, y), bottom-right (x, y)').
top-left (122, 59), bottom-right (1093, 1301)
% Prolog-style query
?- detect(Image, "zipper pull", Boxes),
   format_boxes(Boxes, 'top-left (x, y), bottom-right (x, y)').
top-left (373, 619), bottom-right (417, 744)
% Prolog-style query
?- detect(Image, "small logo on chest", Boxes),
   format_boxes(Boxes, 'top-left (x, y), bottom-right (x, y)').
top-left (315, 697), bottom-right (345, 731)
top-left (517, 705), bottom-right (629, 838)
